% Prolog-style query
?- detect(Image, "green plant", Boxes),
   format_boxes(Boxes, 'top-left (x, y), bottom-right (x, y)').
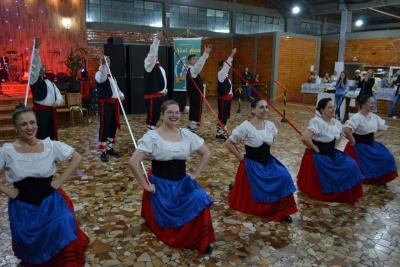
top-left (64, 48), bottom-right (87, 82)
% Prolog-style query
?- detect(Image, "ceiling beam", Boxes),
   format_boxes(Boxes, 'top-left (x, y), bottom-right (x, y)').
top-left (348, 0), bottom-right (400, 11)
top-left (368, 7), bottom-right (400, 20)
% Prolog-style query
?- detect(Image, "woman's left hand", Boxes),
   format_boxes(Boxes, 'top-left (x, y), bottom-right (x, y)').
top-left (51, 178), bottom-right (62, 189)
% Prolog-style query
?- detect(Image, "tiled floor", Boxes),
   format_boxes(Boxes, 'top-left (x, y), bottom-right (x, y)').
top-left (1, 100), bottom-right (399, 267)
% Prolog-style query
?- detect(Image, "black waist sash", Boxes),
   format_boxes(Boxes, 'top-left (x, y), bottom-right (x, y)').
top-left (152, 160), bottom-right (186, 180)
top-left (353, 133), bottom-right (374, 144)
top-left (313, 140), bottom-right (336, 157)
top-left (245, 143), bottom-right (271, 164)
top-left (13, 176), bottom-right (54, 206)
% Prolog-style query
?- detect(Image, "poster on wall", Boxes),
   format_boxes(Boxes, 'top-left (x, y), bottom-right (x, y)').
top-left (173, 38), bottom-right (202, 92)
top-left (389, 66), bottom-right (400, 82)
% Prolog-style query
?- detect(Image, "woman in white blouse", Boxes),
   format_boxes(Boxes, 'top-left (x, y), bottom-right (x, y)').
top-left (343, 95), bottom-right (398, 185)
top-left (298, 98), bottom-right (364, 203)
top-left (224, 99), bottom-right (297, 223)
top-left (129, 100), bottom-right (215, 254)
top-left (0, 105), bottom-right (88, 266)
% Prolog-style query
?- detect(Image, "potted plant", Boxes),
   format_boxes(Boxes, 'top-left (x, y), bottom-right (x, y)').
top-left (64, 47), bottom-right (87, 92)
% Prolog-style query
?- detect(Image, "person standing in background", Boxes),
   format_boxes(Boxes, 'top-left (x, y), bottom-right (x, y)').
top-left (242, 67), bottom-right (253, 101)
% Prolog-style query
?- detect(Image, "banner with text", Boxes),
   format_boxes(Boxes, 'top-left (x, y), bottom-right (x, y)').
top-left (173, 38), bottom-right (202, 91)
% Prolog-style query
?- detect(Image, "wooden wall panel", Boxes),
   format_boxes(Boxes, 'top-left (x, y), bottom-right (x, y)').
top-left (345, 38), bottom-right (400, 66)
top-left (277, 36), bottom-right (319, 101)
top-left (256, 35), bottom-right (273, 97)
top-left (0, 0), bottom-right (86, 75)
top-left (319, 40), bottom-right (339, 76)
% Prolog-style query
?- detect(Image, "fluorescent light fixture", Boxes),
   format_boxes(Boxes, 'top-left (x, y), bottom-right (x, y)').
top-left (292, 6), bottom-right (300, 14)
top-left (214, 29), bottom-right (230, 33)
top-left (150, 22), bottom-right (163, 27)
top-left (355, 19), bottom-right (363, 27)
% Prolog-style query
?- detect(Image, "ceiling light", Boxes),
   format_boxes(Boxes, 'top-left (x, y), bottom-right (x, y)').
top-left (355, 19), bottom-right (363, 27)
top-left (292, 6), bottom-right (300, 15)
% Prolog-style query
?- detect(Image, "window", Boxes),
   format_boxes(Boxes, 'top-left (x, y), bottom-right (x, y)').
top-left (87, 0), bottom-right (163, 27)
top-left (236, 13), bottom-right (284, 34)
top-left (169, 4), bottom-right (230, 33)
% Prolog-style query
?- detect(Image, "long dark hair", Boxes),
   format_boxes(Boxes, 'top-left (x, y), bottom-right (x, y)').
top-left (12, 104), bottom-right (35, 126)
top-left (336, 71), bottom-right (347, 85)
top-left (316, 98), bottom-right (332, 113)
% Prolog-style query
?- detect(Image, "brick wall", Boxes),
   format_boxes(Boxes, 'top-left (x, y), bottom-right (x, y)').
top-left (233, 37), bottom-right (256, 90)
top-left (256, 35), bottom-right (274, 97)
top-left (0, 0), bottom-right (86, 75)
top-left (277, 35), bottom-right (319, 101)
top-left (320, 40), bottom-right (338, 76)
top-left (345, 37), bottom-right (400, 66)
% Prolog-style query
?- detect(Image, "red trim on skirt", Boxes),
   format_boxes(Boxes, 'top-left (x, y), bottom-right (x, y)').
top-left (297, 149), bottom-right (363, 203)
top-left (20, 189), bottom-right (89, 267)
top-left (32, 103), bottom-right (58, 140)
top-left (228, 160), bottom-right (298, 221)
top-left (344, 143), bottom-right (398, 185)
top-left (141, 190), bottom-right (215, 254)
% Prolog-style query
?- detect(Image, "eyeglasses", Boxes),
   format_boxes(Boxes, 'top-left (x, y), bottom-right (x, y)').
top-left (258, 105), bottom-right (268, 109)
top-left (165, 111), bottom-right (181, 116)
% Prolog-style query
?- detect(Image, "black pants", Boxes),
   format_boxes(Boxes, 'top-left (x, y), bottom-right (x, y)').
top-left (187, 86), bottom-right (204, 122)
top-left (99, 102), bottom-right (118, 142)
top-left (217, 97), bottom-right (232, 126)
top-left (145, 95), bottom-right (167, 127)
top-left (35, 109), bottom-right (56, 140)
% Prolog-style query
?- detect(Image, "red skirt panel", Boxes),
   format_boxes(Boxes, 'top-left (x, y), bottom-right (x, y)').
top-left (141, 190), bottom-right (215, 254)
top-left (297, 149), bottom-right (363, 203)
top-left (21, 189), bottom-right (89, 267)
top-left (344, 143), bottom-right (398, 185)
top-left (228, 160), bottom-right (298, 221)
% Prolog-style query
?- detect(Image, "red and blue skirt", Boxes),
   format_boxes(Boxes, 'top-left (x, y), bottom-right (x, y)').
top-left (141, 174), bottom-right (215, 253)
top-left (344, 141), bottom-right (398, 185)
top-left (297, 149), bottom-right (364, 203)
top-left (229, 158), bottom-right (298, 221)
top-left (8, 188), bottom-right (88, 266)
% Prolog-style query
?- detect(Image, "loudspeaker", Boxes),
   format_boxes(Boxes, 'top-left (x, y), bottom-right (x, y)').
top-left (104, 44), bottom-right (127, 78)
top-left (107, 37), bottom-right (123, 45)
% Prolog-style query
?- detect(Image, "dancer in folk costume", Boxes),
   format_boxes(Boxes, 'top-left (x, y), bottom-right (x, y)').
top-left (186, 45), bottom-right (212, 133)
top-left (297, 98), bottom-right (364, 203)
top-left (95, 55), bottom-right (125, 162)
top-left (29, 38), bottom-right (64, 140)
top-left (343, 95), bottom-right (398, 185)
top-left (224, 99), bottom-right (297, 222)
top-left (215, 48), bottom-right (236, 140)
top-left (144, 31), bottom-right (168, 130)
top-left (129, 100), bottom-right (215, 253)
top-left (0, 105), bottom-right (88, 266)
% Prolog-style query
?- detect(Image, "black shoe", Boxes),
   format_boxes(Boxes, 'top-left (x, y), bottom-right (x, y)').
top-left (215, 133), bottom-right (227, 141)
top-left (106, 148), bottom-right (120, 158)
top-left (205, 244), bottom-right (213, 254)
top-left (228, 182), bottom-right (233, 191)
top-left (187, 126), bottom-right (196, 133)
top-left (100, 152), bottom-right (108, 162)
top-left (282, 216), bottom-right (293, 223)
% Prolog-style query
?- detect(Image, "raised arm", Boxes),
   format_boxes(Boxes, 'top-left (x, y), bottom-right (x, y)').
top-left (95, 56), bottom-right (109, 83)
top-left (129, 151), bottom-right (155, 193)
top-left (29, 38), bottom-right (42, 85)
top-left (144, 32), bottom-right (163, 73)
top-left (190, 45), bottom-right (212, 78)
top-left (189, 144), bottom-right (210, 179)
top-left (218, 48), bottom-right (236, 83)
